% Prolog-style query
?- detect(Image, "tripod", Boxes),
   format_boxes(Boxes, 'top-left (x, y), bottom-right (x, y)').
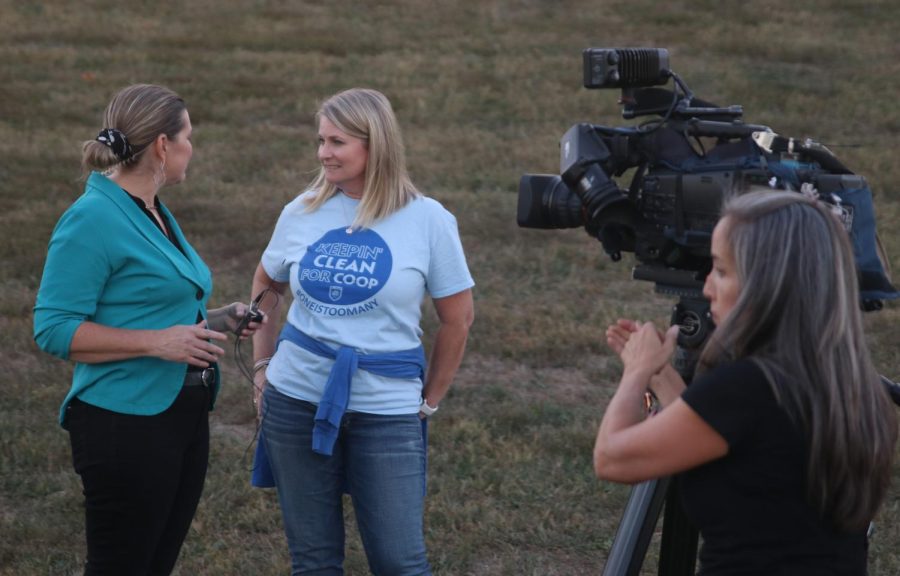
top-left (601, 292), bottom-right (714, 576)
top-left (599, 285), bottom-right (900, 576)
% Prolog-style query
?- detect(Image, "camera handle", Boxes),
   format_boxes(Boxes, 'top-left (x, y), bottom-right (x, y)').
top-left (601, 294), bottom-right (712, 576)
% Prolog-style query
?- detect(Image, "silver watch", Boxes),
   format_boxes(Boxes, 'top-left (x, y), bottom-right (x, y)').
top-left (419, 399), bottom-right (439, 416)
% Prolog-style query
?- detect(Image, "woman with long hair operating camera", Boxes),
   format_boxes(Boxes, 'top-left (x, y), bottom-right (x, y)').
top-left (594, 190), bottom-right (897, 574)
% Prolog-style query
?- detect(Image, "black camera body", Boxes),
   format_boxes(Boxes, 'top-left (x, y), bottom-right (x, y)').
top-left (518, 48), bottom-right (898, 306)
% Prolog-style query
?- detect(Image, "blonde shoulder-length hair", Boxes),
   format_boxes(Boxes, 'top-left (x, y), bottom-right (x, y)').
top-left (302, 88), bottom-right (420, 229)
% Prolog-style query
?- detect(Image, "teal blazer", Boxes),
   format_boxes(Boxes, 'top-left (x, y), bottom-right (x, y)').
top-left (34, 172), bottom-right (219, 425)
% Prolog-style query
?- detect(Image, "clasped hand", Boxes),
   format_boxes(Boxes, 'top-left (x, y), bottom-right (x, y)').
top-left (606, 319), bottom-right (686, 408)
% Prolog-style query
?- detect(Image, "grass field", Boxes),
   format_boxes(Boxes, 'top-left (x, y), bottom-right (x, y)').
top-left (1, 1), bottom-right (898, 574)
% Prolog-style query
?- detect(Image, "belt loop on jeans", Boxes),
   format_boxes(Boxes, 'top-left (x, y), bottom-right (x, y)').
top-left (183, 367), bottom-right (215, 387)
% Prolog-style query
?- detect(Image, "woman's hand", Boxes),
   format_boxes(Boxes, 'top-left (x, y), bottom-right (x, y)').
top-left (607, 318), bottom-right (677, 374)
top-left (619, 322), bottom-right (679, 381)
top-left (207, 302), bottom-right (265, 338)
top-left (606, 319), bottom-right (685, 407)
top-left (152, 320), bottom-right (227, 367)
top-left (606, 318), bottom-right (640, 357)
top-left (247, 264), bottom-right (288, 420)
top-left (421, 289), bottom-right (474, 413)
top-left (594, 321), bottom-right (723, 483)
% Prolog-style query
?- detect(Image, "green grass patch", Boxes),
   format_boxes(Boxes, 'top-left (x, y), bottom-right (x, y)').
top-left (2, 1), bottom-right (899, 574)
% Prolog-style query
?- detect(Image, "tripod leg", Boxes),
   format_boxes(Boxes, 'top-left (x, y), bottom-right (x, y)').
top-left (602, 294), bottom-right (710, 576)
top-left (657, 476), bottom-right (699, 576)
top-left (601, 477), bottom-right (670, 576)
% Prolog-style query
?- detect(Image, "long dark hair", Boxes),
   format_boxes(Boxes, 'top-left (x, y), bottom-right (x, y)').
top-left (699, 190), bottom-right (896, 532)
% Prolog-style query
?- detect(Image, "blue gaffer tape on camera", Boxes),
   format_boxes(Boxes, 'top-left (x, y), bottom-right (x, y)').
top-left (766, 159), bottom-right (898, 303)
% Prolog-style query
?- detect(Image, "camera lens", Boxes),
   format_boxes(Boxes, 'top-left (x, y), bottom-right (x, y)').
top-left (517, 174), bottom-right (585, 230)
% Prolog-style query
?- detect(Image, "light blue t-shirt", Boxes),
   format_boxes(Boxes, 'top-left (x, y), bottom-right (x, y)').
top-left (261, 191), bottom-right (474, 414)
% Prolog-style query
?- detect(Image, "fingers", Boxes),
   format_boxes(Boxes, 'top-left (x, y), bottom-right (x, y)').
top-left (607, 319), bottom-right (676, 367)
top-left (630, 321), bottom-right (659, 344)
top-left (238, 326), bottom-right (258, 340)
top-left (195, 320), bottom-right (228, 342)
top-left (231, 302), bottom-right (247, 318)
top-left (156, 324), bottom-right (227, 366)
top-left (663, 325), bottom-right (680, 347)
top-left (606, 327), bottom-right (627, 354)
top-left (619, 321), bottom-right (675, 376)
top-left (185, 337), bottom-right (225, 367)
top-left (185, 355), bottom-right (215, 368)
top-left (206, 330), bottom-right (228, 342)
top-left (606, 318), bottom-right (641, 354)
top-left (237, 313), bottom-right (266, 340)
top-left (657, 325), bottom-right (680, 360)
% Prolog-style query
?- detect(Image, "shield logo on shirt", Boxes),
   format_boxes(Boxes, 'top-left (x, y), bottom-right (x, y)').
top-left (329, 286), bottom-right (343, 302)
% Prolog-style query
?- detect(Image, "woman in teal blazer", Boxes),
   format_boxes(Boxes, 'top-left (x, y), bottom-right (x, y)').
top-left (33, 84), bottom-right (258, 576)
top-left (35, 169), bottom-right (222, 420)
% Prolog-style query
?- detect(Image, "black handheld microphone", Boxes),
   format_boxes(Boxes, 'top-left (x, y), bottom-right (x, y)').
top-left (234, 292), bottom-right (266, 336)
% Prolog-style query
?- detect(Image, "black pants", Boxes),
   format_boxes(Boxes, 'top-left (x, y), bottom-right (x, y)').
top-left (66, 385), bottom-right (210, 576)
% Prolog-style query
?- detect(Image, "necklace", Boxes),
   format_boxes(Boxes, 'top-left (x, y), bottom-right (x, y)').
top-left (144, 203), bottom-right (169, 237)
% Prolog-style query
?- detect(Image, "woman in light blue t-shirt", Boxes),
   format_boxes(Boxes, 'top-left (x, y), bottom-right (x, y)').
top-left (248, 88), bottom-right (475, 575)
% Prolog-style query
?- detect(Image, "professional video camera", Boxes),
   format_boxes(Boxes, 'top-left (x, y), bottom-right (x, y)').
top-left (518, 49), bottom-right (900, 576)
top-left (518, 48), bottom-right (898, 310)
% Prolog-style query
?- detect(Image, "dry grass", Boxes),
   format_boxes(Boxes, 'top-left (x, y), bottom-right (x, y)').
top-left (1, 0), bottom-right (898, 574)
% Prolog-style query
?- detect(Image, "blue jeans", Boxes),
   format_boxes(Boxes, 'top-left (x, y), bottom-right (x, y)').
top-left (262, 386), bottom-right (431, 576)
